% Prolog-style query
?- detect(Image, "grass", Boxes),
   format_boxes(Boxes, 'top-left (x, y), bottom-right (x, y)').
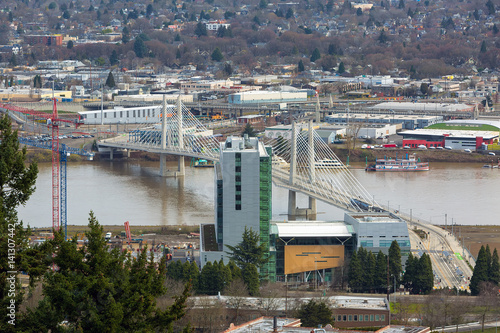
top-left (427, 124), bottom-right (500, 132)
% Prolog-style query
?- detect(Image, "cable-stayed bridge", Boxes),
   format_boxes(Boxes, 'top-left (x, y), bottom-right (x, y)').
top-left (98, 97), bottom-right (379, 213)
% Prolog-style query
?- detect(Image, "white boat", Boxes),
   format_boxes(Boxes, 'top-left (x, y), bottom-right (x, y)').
top-left (365, 154), bottom-right (429, 172)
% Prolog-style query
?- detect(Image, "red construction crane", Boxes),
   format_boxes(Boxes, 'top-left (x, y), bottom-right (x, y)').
top-left (0, 101), bottom-right (79, 233)
top-left (50, 98), bottom-right (60, 232)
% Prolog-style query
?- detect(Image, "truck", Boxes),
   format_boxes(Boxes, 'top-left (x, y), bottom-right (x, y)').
top-left (278, 103), bottom-right (287, 110)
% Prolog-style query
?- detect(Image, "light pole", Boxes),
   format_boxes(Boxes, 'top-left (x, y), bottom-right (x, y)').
top-left (315, 256), bottom-right (318, 291)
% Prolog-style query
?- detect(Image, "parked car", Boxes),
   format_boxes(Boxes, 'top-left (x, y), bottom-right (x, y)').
top-left (464, 149), bottom-right (472, 153)
top-left (418, 145), bottom-right (427, 149)
top-left (488, 152), bottom-right (496, 155)
top-left (444, 146), bottom-right (452, 150)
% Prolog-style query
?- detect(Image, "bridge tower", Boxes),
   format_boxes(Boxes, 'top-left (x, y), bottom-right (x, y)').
top-left (287, 120), bottom-right (317, 220)
top-left (159, 95), bottom-right (185, 177)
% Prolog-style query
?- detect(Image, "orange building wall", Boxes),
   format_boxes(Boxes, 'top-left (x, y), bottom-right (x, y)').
top-left (284, 245), bottom-right (344, 275)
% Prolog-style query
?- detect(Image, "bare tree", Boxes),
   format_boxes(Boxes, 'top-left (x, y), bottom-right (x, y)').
top-left (223, 278), bottom-right (249, 323)
top-left (187, 297), bottom-right (227, 333)
top-left (477, 281), bottom-right (500, 331)
top-left (259, 282), bottom-right (284, 316)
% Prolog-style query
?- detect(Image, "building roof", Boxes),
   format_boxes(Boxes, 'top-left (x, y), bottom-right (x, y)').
top-left (272, 221), bottom-right (352, 238)
top-left (368, 101), bottom-right (473, 112)
top-left (399, 128), bottom-right (499, 139)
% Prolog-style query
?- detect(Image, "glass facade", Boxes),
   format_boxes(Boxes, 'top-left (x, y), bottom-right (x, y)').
top-left (259, 147), bottom-right (274, 281)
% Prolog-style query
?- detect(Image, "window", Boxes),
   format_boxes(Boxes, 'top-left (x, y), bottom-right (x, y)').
top-left (235, 166), bottom-right (241, 172)
top-left (235, 204), bottom-right (241, 210)
top-left (235, 175), bottom-right (241, 181)
top-left (114, 112), bottom-right (116, 118)
top-left (337, 315), bottom-right (342, 321)
top-left (120, 111), bottom-right (123, 118)
top-left (348, 315), bottom-right (352, 321)
top-left (354, 315), bottom-right (358, 321)
top-left (370, 315), bottom-right (374, 321)
top-left (343, 315), bottom-right (347, 321)
top-left (381, 315), bottom-right (385, 321)
top-left (375, 315), bottom-right (379, 321)
top-left (364, 315), bottom-right (369, 321)
top-left (235, 195), bottom-right (241, 201)
top-left (359, 315), bottom-right (363, 322)
top-left (127, 111), bottom-right (129, 117)
top-left (133, 110), bottom-right (136, 117)
top-left (236, 185), bottom-right (241, 191)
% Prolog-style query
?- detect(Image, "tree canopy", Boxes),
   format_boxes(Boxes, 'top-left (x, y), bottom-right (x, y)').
top-left (21, 212), bottom-right (190, 331)
top-left (225, 226), bottom-right (268, 270)
top-left (296, 299), bottom-right (333, 327)
top-left (0, 115), bottom-right (39, 332)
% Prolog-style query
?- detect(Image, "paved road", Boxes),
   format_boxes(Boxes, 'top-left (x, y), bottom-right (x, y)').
top-left (404, 214), bottom-right (474, 291)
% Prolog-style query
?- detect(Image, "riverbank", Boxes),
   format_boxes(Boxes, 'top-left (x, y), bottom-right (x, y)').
top-left (331, 147), bottom-right (497, 164)
top-left (24, 145), bottom-right (497, 164)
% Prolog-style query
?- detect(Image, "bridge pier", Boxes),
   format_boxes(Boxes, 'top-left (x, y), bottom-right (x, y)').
top-left (109, 148), bottom-right (114, 160)
top-left (288, 190), bottom-right (317, 220)
top-left (159, 155), bottom-right (185, 177)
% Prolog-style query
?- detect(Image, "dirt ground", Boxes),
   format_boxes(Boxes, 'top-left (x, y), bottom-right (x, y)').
top-left (449, 225), bottom-right (500, 258)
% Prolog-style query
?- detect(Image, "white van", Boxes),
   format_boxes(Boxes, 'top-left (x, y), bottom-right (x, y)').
top-left (105, 232), bottom-right (112, 240)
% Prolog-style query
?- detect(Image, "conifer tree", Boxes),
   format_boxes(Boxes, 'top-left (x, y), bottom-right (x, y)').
top-left (21, 212), bottom-right (190, 331)
top-left (489, 248), bottom-right (500, 284)
top-left (389, 240), bottom-right (402, 287)
top-left (0, 115), bottom-right (39, 332)
top-left (471, 245), bottom-right (489, 295)
top-left (374, 251), bottom-right (388, 293)
top-left (348, 251), bottom-right (363, 292)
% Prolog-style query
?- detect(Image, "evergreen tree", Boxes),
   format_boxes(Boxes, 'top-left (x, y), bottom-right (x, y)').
top-left (420, 82), bottom-right (429, 95)
top-left (356, 8), bottom-right (362, 16)
top-left (489, 248), bottom-right (500, 284)
top-left (242, 123), bottom-right (256, 137)
top-left (398, 0), bottom-right (405, 9)
top-left (166, 259), bottom-right (183, 280)
top-left (0, 115), bottom-right (39, 332)
top-left (259, 0), bottom-right (268, 9)
top-left (374, 251), bottom-right (387, 293)
top-left (480, 41), bottom-right (487, 53)
top-left (228, 260), bottom-right (242, 281)
top-left (471, 245), bottom-right (490, 295)
top-left (133, 38), bottom-right (148, 58)
top-left (122, 26), bottom-right (130, 44)
top-left (493, 24), bottom-right (499, 35)
top-left (109, 50), bottom-right (119, 66)
top-left (486, 0), bottom-right (495, 15)
top-left (105, 71), bottom-right (116, 88)
top-left (194, 22), bottom-right (207, 37)
top-left (417, 253), bottom-right (433, 294)
top-left (310, 48), bottom-right (321, 62)
top-left (298, 60), bottom-right (305, 72)
top-left (296, 300), bottom-right (333, 327)
top-left (363, 251), bottom-right (376, 292)
top-left (21, 212), bottom-right (190, 331)
top-left (199, 261), bottom-right (215, 294)
top-left (33, 75), bottom-right (42, 88)
top-left (338, 61), bottom-right (345, 74)
top-left (286, 8), bottom-right (294, 19)
top-left (389, 240), bottom-right (402, 288)
top-left (225, 226), bottom-right (268, 270)
top-left (67, 40), bottom-right (73, 49)
top-left (211, 48), bottom-right (224, 62)
top-left (378, 30), bottom-right (388, 43)
top-left (403, 252), bottom-right (417, 293)
top-left (242, 263), bottom-right (259, 296)
top-left (348, 251), bottom-right (363, 292)
top-left (486, 244), bottom-right (492, 272)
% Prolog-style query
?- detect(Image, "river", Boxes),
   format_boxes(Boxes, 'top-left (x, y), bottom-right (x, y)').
top-left (16, 160), bottom-right (500, 228)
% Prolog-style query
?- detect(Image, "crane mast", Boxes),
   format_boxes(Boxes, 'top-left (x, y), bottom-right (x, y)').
top-left (51, 97), bottom-right (60, 232)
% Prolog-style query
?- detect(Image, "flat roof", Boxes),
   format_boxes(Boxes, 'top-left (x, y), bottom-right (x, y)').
top-left (399, 128), bottom-right (499, 139)
top-left (368, 101), bottom-right (473, 112)
top-left (272, 221), bottom-right (352, 238)
top-left (327, 113), bottom-right (439, 121)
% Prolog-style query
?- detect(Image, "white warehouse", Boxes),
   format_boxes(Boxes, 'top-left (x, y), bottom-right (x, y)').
top-left (227, 90), bottom-right (307, 104)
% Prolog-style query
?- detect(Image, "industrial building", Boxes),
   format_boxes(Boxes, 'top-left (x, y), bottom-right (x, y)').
top-left (325, 113), bottom-right (442, 130)
top-left (399, 120), bottom-right (500, 150)
top-left (227, 90), bottom-right (307, 104)
top-left (367, 101), bottom-right (475, 113)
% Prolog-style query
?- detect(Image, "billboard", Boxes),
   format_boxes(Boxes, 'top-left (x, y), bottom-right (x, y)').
top-left (284, 245), bottom-right (344, 275)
